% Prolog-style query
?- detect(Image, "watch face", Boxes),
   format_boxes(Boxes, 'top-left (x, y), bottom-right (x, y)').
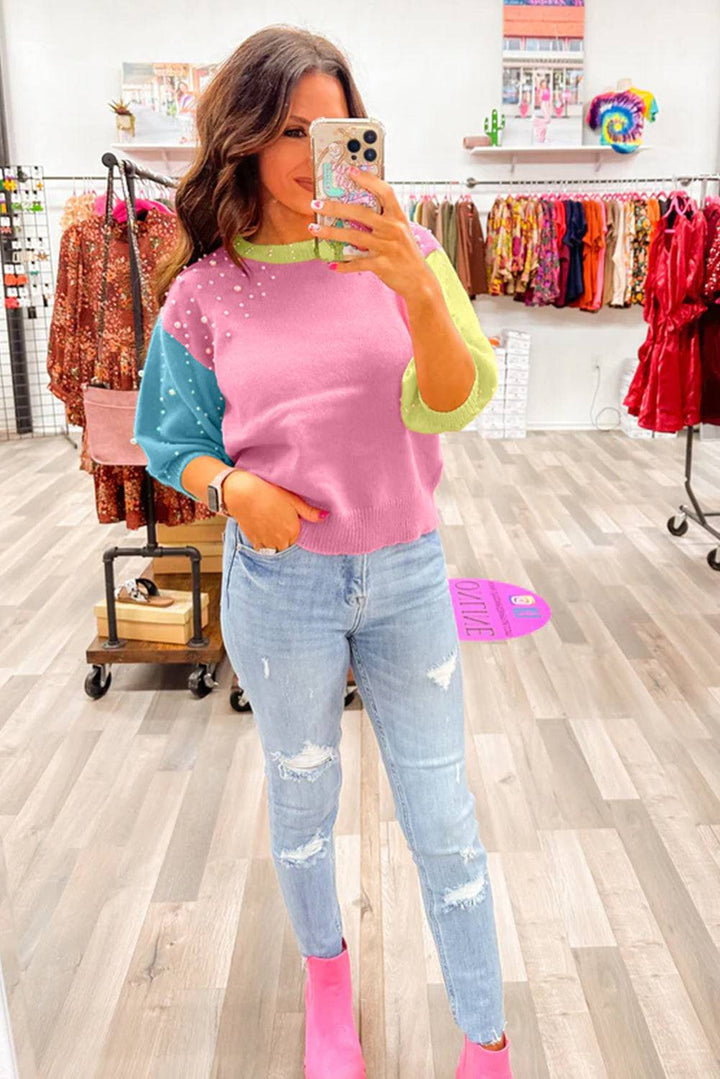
top-left (208, 486), bottom-right (220, 513)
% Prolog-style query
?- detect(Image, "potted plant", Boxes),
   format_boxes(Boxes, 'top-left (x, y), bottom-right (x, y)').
top-left (109, 99), bottom-right (135, 141)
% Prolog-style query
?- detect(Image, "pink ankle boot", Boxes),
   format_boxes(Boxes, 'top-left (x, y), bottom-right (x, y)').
top-left (303, 936), bottom-right (366, 1078)
top-left (456, 1031), bottom-right (514, 1078)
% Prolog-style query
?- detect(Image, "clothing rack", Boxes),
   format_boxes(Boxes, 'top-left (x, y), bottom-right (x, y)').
top-left (85, 152), bottom-right (226, 699)
top-left (45, 172), bottom-right (720, 185)
top-left (464, 174), bottom-right (720, 186)
top-left (389, 173), bottom-right (720, 188)
top-left (668, 429), bottom-right (720, 569)
top-left (93, 153), bottom-right (206, 649)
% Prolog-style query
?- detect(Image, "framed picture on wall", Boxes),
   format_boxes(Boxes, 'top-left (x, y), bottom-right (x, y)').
top-left (121, 62), bottom-right (219, 144)
top-left (502, 0), bottom-right (585, 148)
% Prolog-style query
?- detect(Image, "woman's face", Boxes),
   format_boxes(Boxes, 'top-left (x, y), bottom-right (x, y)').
top-left (255, 70), bottom-right (349, 223)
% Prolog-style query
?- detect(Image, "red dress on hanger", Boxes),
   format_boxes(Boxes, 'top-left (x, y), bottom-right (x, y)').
top-left (698, 199), bottom-right (720, 425)
top-left (624, 207), bottom-right (707, 432)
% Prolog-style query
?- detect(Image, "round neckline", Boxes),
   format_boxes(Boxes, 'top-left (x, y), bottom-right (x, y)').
top-left (233, 233), bottom-right (345, 264)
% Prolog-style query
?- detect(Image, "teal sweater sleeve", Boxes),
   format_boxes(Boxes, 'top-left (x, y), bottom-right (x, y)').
top-left (134, 319), bottom-right (232, 499)
top-left (400, 245), bottom-right (498, 433)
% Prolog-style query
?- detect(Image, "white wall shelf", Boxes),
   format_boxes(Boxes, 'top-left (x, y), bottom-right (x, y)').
top-left (110, 143), bottom-right (196, 176)
top-left (468, 145), bottom-right (650, 174)
top-left (116, 141), bottom-right (652, 180)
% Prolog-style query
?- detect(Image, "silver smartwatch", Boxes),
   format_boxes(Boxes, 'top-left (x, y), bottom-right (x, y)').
top-left (207, 467), bottom-right (278, 553)
top-left (207, 466), bottom-right (236, 515)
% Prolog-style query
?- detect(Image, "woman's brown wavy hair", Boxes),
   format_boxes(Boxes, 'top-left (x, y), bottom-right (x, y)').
top-left (153, 24), bottom-right (368, 306)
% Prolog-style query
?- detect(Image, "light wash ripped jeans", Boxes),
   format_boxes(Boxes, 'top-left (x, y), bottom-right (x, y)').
top-left (220, 516), bottom-right (507, 1045)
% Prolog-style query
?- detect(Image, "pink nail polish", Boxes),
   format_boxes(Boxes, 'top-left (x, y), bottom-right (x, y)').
top-left (327, 262), bottom-right (338, 270)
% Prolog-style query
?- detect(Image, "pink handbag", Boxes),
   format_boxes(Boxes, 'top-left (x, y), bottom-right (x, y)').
top-left (83, 386), bottom-right (147, 466)
top-left (82, 160), bottom-right (151, 467)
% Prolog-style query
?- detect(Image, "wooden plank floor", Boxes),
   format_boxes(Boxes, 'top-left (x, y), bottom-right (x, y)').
top-left (1, 431), bottom-right (719, 1079)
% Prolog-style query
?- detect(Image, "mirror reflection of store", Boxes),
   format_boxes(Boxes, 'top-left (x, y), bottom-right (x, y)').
top-left (502, 0), bottom-right (585, 146)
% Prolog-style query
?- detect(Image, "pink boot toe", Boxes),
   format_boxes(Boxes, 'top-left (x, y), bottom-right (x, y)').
top-left (303, 936), bottom-right (366, 1079)
top-left (456, 1031), bottom-right (514, 1078)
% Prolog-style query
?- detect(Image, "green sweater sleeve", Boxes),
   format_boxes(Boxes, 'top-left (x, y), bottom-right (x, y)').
top-left (400, 245), bottom-right (498, 433)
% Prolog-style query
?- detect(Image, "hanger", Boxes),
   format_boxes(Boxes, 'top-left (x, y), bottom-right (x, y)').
top-left (662, 189), bottom-right (696, 232)
top-left (663, 189), bottom-right (694, 216)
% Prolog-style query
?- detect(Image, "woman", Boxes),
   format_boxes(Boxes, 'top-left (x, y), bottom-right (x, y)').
top-left (135, 24), bottom-right (514, 1079)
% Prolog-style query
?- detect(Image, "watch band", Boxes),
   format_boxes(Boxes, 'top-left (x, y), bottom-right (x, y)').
top-left (208, 466), bottom-right (236, 515)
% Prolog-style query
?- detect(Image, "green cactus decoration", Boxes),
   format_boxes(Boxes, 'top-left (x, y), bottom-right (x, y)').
top-left (484, 109), bottom-right (506, 147)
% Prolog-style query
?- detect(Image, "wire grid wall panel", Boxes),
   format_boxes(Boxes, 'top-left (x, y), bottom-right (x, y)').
top-left (0, 164), bottom-right (69, 440)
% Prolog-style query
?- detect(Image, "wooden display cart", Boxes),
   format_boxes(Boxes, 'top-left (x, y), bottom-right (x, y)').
top-left (86, 566), bottom-right (224, 699)
top-left (84, 478), bottom-right (227, 700)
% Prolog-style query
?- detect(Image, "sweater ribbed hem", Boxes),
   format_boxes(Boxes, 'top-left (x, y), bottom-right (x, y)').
top-left (295, 493), bottom-right (440, 555)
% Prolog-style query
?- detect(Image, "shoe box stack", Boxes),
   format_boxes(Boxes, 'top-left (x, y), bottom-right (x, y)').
top-left (93, 515), bottom-right (226, 646)
top-left (153, 514), bottom-right (227, 575)
top-left (471, 342), bottom-right (505, 439)
top-left (473, 330), bottom-right (530, 439)
top-left (94, 589), bottom-right (210, 645)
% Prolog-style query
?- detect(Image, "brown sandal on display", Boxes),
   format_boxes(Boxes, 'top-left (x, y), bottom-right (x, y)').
top-left (115, 577), bottom-right (175, 608)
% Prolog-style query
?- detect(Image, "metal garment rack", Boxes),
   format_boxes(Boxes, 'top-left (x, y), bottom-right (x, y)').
top-left (95, 153), bottom-right (210, 650)
top-left (85, 152), bottom-right (223, 701)
top-left (47, 171), bottom-right (720, 189)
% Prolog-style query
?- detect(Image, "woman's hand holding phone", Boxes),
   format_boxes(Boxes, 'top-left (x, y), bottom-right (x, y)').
top-left (307, 167), bottom-right (436, 303)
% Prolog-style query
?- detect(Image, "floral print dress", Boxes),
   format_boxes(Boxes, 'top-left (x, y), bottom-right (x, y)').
top-left (47, 207), bottom-right (214, 529)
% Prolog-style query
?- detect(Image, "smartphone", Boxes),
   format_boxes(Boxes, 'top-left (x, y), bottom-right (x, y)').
top-left (309, 117), bottom-right (386, 259)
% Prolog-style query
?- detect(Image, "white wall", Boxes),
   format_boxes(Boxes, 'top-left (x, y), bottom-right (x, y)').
top-left (2, 0), bottom-right (720, 430)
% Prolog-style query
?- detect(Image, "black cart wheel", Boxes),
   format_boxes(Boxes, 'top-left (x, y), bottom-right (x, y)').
top-left (667, 514), bottom-right (689, 536)
top-left (189, 664), bottom-right (217, 698)
top-left (228, 684), bottom-right (357, 712)
top-left (84, 665), bottom-right (112, 700)
top-left (230, 685), bottom-right (252, 712)
top-left (707, 548), bottom-right (720, 571)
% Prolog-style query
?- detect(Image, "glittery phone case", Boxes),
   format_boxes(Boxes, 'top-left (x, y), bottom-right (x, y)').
top-left (309, 117), bottom-right (386, 259)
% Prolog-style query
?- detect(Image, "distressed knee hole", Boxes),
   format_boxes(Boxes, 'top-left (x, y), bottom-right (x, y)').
top-left (278, 829), bottom-right (329, 868)
top-left (270, 740), bottom-right (337, 782)
top-left (442, 869), bottom-right (488, 911)
top-left (426, 648), bottom-right (458, 691)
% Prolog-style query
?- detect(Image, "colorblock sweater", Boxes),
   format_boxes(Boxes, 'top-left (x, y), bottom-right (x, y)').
top-left (134, 221), bottom-right (498, 555)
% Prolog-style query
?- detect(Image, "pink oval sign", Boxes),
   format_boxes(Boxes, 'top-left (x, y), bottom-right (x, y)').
top-left (448, 578), bottom-right (551, 642)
